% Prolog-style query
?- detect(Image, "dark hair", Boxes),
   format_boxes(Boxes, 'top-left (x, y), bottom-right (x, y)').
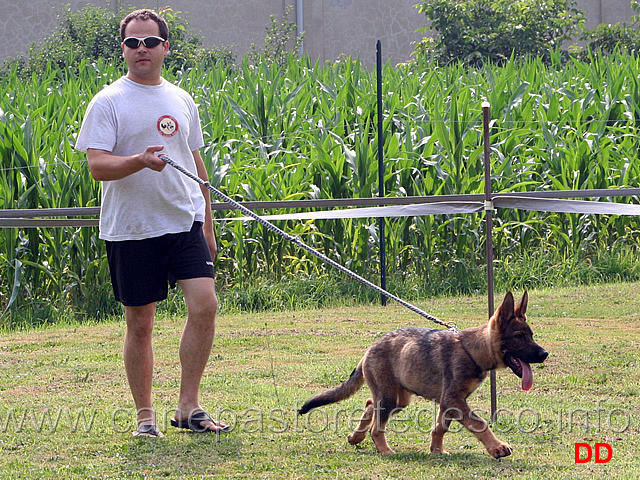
top-left (120, 9), bottom-right (169, 41)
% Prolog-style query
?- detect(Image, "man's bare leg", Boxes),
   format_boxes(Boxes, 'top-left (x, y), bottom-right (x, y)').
top-left (173, 277), bottom-right (227, 431)
top-left (123, 302), bottom-right (162, 435)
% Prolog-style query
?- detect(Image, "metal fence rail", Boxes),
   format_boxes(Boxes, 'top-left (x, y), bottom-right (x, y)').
top-left (1, 188), bottom-right (639, 228)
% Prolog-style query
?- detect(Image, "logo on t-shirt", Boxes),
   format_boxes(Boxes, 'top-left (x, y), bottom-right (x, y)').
top-left (157, 115), bottom-right (178, 137)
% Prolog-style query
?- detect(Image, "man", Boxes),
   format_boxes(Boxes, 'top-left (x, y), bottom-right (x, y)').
top-left (75, 9), bottom-right (228, 437)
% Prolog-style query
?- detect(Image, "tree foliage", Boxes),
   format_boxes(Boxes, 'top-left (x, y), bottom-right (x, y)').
top-left (248, 5), bottom-right (304, 67)
top-left (414, 0), bottom-right (585, 66)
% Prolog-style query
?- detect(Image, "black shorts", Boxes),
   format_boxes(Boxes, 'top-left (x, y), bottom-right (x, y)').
top-left (105, 222), bottom-right (215, 306)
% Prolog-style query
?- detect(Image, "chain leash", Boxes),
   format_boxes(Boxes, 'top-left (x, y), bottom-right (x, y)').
top-left (160, 155), bottom-right (458, 333)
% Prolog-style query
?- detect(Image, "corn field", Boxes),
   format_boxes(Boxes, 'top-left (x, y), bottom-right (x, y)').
top-left (1, 51), bottom-right (640, 325)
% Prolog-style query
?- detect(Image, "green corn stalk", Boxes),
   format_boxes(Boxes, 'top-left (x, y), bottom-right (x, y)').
top-left (2, 51), bottom-right (640, 321)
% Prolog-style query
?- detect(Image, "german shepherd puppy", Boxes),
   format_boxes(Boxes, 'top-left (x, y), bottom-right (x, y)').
top-left (298, 292), bottom-right (548, 456)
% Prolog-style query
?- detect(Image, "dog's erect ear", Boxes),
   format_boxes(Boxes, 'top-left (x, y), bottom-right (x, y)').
top-left (494, 291), bottom-right (515, 327)
top-left (515, 291), bottom-right (528, 317)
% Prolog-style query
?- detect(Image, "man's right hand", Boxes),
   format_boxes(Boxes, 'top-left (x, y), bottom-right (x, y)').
top-left (87, 145), bottom-right (166, 181)
top-left (138, 145), bottom-right (167, 172)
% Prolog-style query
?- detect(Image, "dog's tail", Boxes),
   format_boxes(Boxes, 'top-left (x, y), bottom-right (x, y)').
top-left (298, 361), bottom-right (365, 414)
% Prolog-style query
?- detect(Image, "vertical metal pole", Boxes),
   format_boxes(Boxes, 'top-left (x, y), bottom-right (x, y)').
top-left (483, 102), bottom-right (497, 422)
top-left (296, 0), bottom-right (304, 57)
top-left (376, 40), bottom-right (387, 306)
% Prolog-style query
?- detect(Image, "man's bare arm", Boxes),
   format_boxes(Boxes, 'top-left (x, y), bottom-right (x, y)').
top-left (192, 149), bottom-right (217, 260)
top-left (87, 145), bottom-right (167, 181)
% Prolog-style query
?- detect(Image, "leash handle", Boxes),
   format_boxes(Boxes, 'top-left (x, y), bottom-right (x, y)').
top-left (160, 154), bottom-right (458, 332)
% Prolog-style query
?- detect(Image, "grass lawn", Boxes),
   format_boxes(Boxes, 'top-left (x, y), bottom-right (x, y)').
top-left (0, 283), bottom-right (639, 479)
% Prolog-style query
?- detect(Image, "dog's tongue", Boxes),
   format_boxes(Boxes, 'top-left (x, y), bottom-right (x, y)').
top-left (521, 360), bottom-right (533, 391)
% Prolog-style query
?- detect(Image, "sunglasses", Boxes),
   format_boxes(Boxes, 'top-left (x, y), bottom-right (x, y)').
top-left (122, 36), bottom-right (166, 49)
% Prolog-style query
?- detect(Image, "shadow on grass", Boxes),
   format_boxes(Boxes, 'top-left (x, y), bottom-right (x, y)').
top-left (392, 451), bottom-right (488, 463)
top-left (121, 432), bottom-right (245, 477)
top-left (386, 450), bottom-right (560, 477)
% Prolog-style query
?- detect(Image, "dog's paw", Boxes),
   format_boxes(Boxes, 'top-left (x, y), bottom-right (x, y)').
top-left (347, 432), bottom-right (367, 445)
top-left (377, 446), bottom-right (396, 455)
top-left (430, 447), bottom-right (450, 455)
top-left (488, 442), bottom-right (513, 458)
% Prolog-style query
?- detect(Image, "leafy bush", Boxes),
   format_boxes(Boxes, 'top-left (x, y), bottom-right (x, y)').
top-left (0, 5), bottom-right (121, 79)
top-left (414, 0), bottom-right (585, 66)
top-left (248, 5), bottom-right (303, 67)
top-left (0, 5), bottom-right (234, 80)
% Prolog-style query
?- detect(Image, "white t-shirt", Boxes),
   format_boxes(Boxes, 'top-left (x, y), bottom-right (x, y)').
top-left (75, 76), bottom-right (206, 241)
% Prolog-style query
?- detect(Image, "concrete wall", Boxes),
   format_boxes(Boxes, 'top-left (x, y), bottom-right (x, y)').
top-left (0, 0), bottom-right (637, 67)
top-left (580, 0), bottom-right (636, 28)
top-left (303, 0), bottom-right (425, 65)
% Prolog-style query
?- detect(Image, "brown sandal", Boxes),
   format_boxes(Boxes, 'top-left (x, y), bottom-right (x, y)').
top-left (171, 411), bottom-right (231, 433)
